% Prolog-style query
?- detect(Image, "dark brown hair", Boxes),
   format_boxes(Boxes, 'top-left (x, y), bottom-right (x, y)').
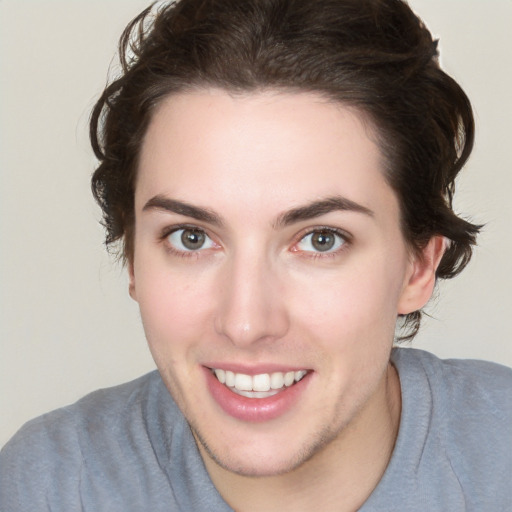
top-left (90, 0), bottom-right (481, 339)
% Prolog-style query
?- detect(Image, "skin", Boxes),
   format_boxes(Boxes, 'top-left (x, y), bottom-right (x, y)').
top-left (129, 89), bottom-right (444, 511)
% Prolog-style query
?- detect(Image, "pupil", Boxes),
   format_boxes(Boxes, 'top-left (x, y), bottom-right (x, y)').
top-left (181, 229), bottom-right (205, 250)
top-left (312, 231), bottom-right (334, 252)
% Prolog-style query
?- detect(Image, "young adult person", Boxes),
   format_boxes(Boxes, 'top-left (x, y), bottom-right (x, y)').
top-left (1, 0), bottom-right (511, 510)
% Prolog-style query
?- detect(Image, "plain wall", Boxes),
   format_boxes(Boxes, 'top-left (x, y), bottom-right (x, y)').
top-left (1, 0), bottom-right (511, 447)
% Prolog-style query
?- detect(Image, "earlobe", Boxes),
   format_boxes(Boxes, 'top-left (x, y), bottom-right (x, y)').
top-left (397, 236), bottom-right (446, 315)
top-left (128, 261), bottom-right (137, 301)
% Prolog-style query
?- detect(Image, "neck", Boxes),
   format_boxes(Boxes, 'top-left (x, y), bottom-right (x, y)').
top-left (199, 363), bottom-right (401, 512)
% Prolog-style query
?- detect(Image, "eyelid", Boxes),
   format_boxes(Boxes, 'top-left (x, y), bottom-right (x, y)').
top-left (291, 226), bottom-right (352, 255)
top-left (295, 225), bottom-right (352, 242)
top-left (160, 224), bottom-right (219, 255)
top-left (160, 223), bottom-right (198, 238)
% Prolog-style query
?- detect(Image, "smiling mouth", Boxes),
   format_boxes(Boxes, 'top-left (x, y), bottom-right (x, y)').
top-left (211, 368), bottom-right (309, 398)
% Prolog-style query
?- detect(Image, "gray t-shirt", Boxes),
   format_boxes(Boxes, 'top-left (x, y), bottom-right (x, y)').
top-left (1, 348), bottom-right (511, 511)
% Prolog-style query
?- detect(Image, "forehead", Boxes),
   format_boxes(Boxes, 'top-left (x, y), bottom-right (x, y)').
top-left (136, 89), bottom-right (398, 222)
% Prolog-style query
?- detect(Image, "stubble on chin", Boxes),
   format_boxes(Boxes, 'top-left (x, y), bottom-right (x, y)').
top-left (189, 413), bottom-right (348, 478)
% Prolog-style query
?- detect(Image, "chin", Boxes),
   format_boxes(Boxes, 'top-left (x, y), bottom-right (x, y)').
top-left (191, 420), bottom-right (339, 478)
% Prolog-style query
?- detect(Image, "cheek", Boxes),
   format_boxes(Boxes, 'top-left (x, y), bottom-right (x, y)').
top-left (288, 257), bottom-right (405, 344)
top-left (133, 262), bottom-right (216, 354)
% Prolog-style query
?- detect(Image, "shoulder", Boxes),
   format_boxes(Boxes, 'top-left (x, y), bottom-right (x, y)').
top-left (393, 347), bottom-right (512, 417)
top-left (392, 348), bottom-right (512, 507)
top-left (6, 370), bottom-right (166, 445)
top-left (0, 371), bottom-right (172, 510)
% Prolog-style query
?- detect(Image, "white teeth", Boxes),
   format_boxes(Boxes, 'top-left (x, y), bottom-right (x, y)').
top-left (270, 372), bottom-right (284, 390)
top-left (213, 368), bottom-right (308, 394)
top-left (234, 389), bottom-right (280, 398)
top-left (225, 370), bottom-right (235, 387)
top-left (253, 373), bottom-right (271, 392)
top-left (214, 369), bottom-right (226, 384)
top-left (295, 370), bottom-right (307, 381)
top-left (234, 373), bottom-right (253, 391)
top-left (284, 371), bottom-right (295, 387)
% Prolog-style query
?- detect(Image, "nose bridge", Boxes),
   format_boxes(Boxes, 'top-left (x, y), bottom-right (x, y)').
top-left (214, 244), bottom-right (288, 346)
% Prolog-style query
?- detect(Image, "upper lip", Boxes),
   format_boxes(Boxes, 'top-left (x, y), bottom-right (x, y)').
top-left (204, 363), bottom-right (311, 375)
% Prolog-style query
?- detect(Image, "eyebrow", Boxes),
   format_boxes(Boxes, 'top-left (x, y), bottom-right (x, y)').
top-left (275, 195), bottom-right (374, 228)
top-left (142, 194), bottom-right (373, 228)
top-left (142, 195), bottom-right (223, 226)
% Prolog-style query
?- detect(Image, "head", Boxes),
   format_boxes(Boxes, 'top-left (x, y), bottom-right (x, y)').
top-left (89, 0), bottom-right (481, 481)
top-left (90, 0), bottom-right (480, 341)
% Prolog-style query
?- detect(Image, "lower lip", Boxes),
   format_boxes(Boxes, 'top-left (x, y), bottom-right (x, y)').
top-left (204, 367), bottom-right (311, 423)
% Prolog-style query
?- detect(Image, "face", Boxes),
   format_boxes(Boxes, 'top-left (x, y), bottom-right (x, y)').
top-left (130, 89), bottom-right (430, 477)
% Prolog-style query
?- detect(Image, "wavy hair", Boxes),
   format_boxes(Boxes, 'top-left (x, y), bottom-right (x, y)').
top-left (90, 0), bottom-right (481, 340)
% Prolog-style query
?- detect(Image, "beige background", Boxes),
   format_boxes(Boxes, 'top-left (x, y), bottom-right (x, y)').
top-left (1, 0), bottom-right (511, 447)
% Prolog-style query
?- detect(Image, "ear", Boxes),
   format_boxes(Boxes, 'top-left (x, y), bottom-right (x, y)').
top-left (397, 236), bottom-right (446, 315)
top-left (128, 260), bottom-right (137, 301)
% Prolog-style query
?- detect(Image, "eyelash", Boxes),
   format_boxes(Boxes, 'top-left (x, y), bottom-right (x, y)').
top-left (160, 225), bottom-right (218, 259)
top-left (291, 226), bottom-right (351, 259)
top-left (159, 225), bottom-right (351, 259)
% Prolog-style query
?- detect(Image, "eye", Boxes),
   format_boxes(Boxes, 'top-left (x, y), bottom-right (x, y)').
top-left (296, 229), bottom-right (346, 253)
top-left (167, 227), bottom-right (216, 252)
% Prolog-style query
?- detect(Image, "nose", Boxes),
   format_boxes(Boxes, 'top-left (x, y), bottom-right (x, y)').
top-left (214, 251), bottom-right (289, 347)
